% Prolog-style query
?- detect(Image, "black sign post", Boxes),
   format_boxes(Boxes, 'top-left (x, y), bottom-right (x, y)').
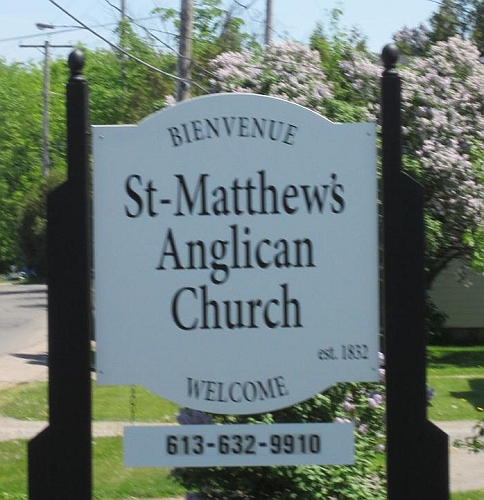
top-left (381, 44), bottom-right (449, 499)
top-left (28, 50), bottom-right (92, 500)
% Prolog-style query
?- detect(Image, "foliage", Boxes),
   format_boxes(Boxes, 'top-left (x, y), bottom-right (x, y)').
top-left (154, 0), bottom-right (251, 95)
top-left (0, 437), bottom-right (185, 500)
top-left (0, 382), bottom-right (178, 422)
top-left (428, 0), bottom-right (475, 41)
top-left (0, 55), bottom-right (68, 273)
top-left (309, 8), bottom-right (371, 122)
top-left (427, 0), bottom-right (484, 51)
top-left (0, 24), bottom-right (180, 272)
top-left (393, 23), bottom-right (432, 56)
top-left (86, 24), bottom-right (178, 124)
top-left (173, 376), bottom-right (387, 500)
top-left (209, 41), bottom-right (333, 114)
top-left (17, 169), bottom-right (66, 277)
top-left (341, 36), bottom-right (484, 285)
top-left (455, 419), bottom-right (484, 453)
top-left (0, 61), bottom-right (44, 271)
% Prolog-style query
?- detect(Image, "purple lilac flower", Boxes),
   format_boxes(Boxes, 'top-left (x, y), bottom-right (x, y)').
top-left (176, 408), bottom-right (213, 425)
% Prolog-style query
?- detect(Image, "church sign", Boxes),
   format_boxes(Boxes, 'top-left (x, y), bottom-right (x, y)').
top-left (93, 93), bottom-right (379, 418)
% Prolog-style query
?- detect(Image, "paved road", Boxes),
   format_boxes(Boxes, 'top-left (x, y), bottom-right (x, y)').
top-left (0, 283), bottom-right (47, 358)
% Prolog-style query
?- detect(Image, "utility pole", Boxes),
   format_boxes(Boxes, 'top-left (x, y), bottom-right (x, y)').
top-left (265, 0), bottom-right (273, 47)
top-left (120, 0), bottom-right (127, 89)
top-left (177, 0), bottom-right (194, 101)
top-left (20, 41), bottom-right (73, 177)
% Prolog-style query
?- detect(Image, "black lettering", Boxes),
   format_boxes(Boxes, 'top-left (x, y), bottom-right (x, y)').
top-left (242, 381), bottom-right (257, 402)
top-left (210, 239), bottom-right (229, 285)
top-left (175, 174), bottom-right (209, 216)
top-left (192, 120), bottom-right (205, 141)
top-left (251, 117), bottom-right (266, 138)
top-left (187, 377), bottom-right (289, 403)
top-left (274, 376), bottom-right (290, 397)
top-left (222, 116), bottom-right (237, 136)
top-left (239, 116), bottom-right (250, 137)
top-left (212, 186), bottom-right (230, 215)
top-left (145, 180), bottom-right (158, 217)
top-left (181, 123), bottom-right (192, 143)
top-left (282, 184), bottom-right (299, 214)
top-left (167, 126), bottom-right (183, 147)
top-left (205, 381), bottom-right (217, 401)
top-left (229, 382), bottom-right (242, 402)
top-left (294, 238), bottom-right (315, 268)
top-left (157, 228), bottom-right (184, 270)
top-left (125, 174), bottom-right (143, 218)
top-left (282, 283), bottom-right (302, 327)
top-left (205, 118), bottom-right (220, 138)
top-left (258, 170), bottom-right (279, 214)
top-left (282, 124), bottom-right (298, 145)
top-left (301, 184), bottom-right (330, 213)
top-left (201, 285), bottom-right (222, 329)
top-left (172, 287), bottom-right (197, 330)
top-left (264, 298), bottom-right (280, 328)
top-left (269, 120), bottom-right (284, 141)
top-left (331, 173), bottom-right (346, 213)
top-left (187, 377), bottom-right (203, 398)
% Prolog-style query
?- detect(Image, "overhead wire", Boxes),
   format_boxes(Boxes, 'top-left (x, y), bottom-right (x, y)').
top-left (48, 0), bottom-right (208, 93)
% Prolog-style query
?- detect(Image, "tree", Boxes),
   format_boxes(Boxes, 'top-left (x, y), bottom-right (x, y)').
top-left (393, 23), bottom-right (432, 56)
top-left (155, 0), bottom-right (252, 95)
top-left (429, 0), bottom-right (474, 41)
top-left (428, 0), bottom-right (484, 50)
top-left (18, 169), bottom-right (66, 276)
top-left (209, 41), bottom-right (333, 112)
top-left (341, 36), bottom-right (484, 286)
top-left (0, 60), bottom-right (48, 271)
top-left (309, 8), bottom-right (370, 122)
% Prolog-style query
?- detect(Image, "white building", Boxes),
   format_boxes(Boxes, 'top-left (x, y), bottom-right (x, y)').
top-left (430, 260), bottom-right (484, 343)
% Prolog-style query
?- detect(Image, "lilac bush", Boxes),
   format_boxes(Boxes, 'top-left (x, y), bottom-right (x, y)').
top-left (341, 36), bottom-right (484, 284)
top-left (209, 42), bottom-right (334, 115)
top-left (172, 354), bottom-right (388, 500)
top-left (393, 23), bottom-right (431, 56)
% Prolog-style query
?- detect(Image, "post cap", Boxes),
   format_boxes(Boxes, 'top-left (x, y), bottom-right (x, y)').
top-left (382, 44), bottom-right (399, 71)
top-left (68, 49), bottom-right (85, 76)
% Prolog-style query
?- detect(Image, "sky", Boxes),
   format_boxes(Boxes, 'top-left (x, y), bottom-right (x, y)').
top-left (0, 0), bottom-right (437, 64)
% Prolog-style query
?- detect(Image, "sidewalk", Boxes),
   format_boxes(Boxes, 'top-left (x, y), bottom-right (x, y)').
top-left (1, 340), bottom-right (483, 493)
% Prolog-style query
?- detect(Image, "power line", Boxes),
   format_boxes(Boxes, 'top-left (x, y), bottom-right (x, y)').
top-left (48, 0), bottom-right (208, 93)
top-left (0, 16), bottom-right (161, 45)
top-left (120, 6), bottom-right (220, 81)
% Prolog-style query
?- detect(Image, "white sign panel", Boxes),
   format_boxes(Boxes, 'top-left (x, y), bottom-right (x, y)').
top-left (93, 93), bottom-right (379, 415)
top-left (124, 422), bottom-right (354, 468)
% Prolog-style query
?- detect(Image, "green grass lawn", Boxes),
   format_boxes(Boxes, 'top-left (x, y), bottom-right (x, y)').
top-left (427, 346), bottom-right (484, 421)
top-left (0, 382), bottom-right (178, 422)
top-left (428, 346), bottom-right (484, 377)
top-left (452, 491), bottom-right (484, 500)
top-left (0, 437), bottom-right (185, 500)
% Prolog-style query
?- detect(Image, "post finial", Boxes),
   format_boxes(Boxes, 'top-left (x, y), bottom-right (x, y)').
top-left (382, 43), bottom-right (399, 73)
top-left (68, 49), bottom-right (85, 78)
